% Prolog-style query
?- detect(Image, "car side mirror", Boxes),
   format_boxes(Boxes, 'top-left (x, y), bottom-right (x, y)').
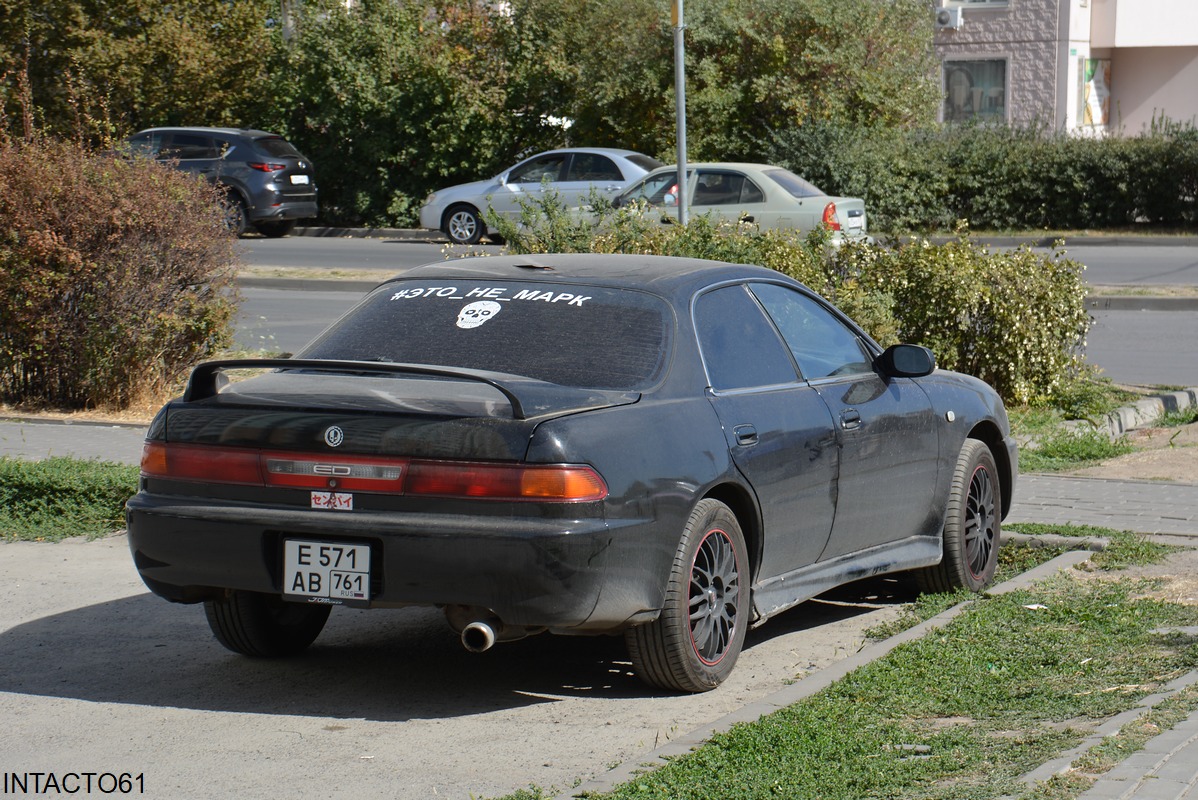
top-left (876, 344), bottom-right (936, 378)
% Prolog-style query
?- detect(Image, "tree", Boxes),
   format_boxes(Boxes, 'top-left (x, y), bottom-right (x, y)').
top-left (508, 0), bottom-right (940, 161)
top-left (269, 0), bottom-right (562, 225)
top-left (1, 0), bottom-right (282, 142)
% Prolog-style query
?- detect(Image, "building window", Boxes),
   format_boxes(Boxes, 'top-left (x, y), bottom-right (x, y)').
top-left (943, 59), bottom-right (1007, 122)
top-left (1077, 58), bottom-right (1111, 127)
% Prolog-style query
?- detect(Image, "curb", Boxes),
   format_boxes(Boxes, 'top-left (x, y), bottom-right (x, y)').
top-left (1088, 296), bottom-right (1198, 311)
top-left (555, 550), bottom-right (1095, 800)
top-left (1012, 667), bottom-right (1198, 797)
top-left (238, 276), bottom-right (386, 293)
top-left (291, 226), bottom-right (441, 242)
top-left (1102, 388), bottom-right (1198, 437)
top-left (1056, 387), bottom-right (1198, 441)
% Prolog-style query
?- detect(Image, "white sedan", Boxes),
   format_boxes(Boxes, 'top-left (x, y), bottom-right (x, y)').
top-left (419, 148), bottom-right (662, 244)
top-left (614, 163), bottom-right (871, 243)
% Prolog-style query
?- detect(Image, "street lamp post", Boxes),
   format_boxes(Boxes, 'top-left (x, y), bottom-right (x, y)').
top-left (672, 0), bottom-right (688, 226)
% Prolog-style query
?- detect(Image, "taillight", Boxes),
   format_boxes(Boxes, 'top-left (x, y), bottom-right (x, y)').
top-left (140, 443), bottom-right (607, 502)
top-left (247, 162), bottom-right (287, 172)
top-left (140, 442), bottom-right (263, 485)
top-left (822, 202), bottom-right (841, 231)
top-left (406, 461), bottom-right (607, 502)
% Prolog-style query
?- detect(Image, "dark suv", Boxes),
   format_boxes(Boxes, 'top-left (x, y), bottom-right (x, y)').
top-left (126, 127), bottom-right (318, 237)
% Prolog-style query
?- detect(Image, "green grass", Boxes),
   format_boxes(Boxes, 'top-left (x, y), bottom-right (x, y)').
top-left (1019, 425), bottom-right (1134, 472)
top-left (555, 575), bottom-right (1197, 800)
top-left (0, 456), bottom-right (137, 541)
top-left (1158, 405), bottom-right (1198, 427)
top-left (497, 527), bottom-right (1192, 800)
top-left (1008, 523), bottom-right (1179, 570)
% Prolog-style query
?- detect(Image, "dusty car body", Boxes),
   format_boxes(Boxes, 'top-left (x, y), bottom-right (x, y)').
top-left (418, 148), bottom-right (662, 244)
top-left (126, 254), bottom-right (1015, 692)
top-left (614, 163), bottom-right (871, 243)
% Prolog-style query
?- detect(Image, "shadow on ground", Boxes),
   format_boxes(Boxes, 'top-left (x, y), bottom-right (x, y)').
top-left (0, 577), bottom-right (908, 721)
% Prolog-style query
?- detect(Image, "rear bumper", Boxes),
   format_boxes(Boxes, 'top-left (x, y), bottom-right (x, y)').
top-left (125, 491), bottom-right (664, 632)
top-left (251, 199), bottom-right (318, 222)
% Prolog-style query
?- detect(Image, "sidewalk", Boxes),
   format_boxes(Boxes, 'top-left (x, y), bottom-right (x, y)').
top-left (2, 414), bottom-right (1196, 798)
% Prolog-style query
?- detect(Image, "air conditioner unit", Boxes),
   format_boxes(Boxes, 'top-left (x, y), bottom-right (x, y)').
top-left (935, 7), bottom-right (964, 30)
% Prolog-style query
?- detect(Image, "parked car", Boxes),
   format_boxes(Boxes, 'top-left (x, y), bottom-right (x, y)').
top-left (614, 163), bottom-right (871, 242)
top-left (126, 254), bottom-right (1016, 693)
top-left (419, 148), bottom-right (663, 244)
top-left (125, 127), bottom-right (318, 237)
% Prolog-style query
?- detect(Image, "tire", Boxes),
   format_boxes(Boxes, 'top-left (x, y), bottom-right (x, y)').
top-left (625, 499), bottom-right (750, 693)
top-left (204, 590), bottom-right (330, 657)
top-left (917, 439), bottom-right (1001, 594)
top-left (223, 195), bottom-right (248, 237)
top-left (253, 219), bottom-right (297, 238)
top-left (444, 205), bottom-right (484, 245)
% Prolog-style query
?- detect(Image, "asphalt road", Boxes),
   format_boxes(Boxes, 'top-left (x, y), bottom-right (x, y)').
top-left (234, 238), bottom-right (1198, 386)
top-left (240, 234), bottom-right (503, 272)
top-left (238, 235), bottom-right (1198, 287)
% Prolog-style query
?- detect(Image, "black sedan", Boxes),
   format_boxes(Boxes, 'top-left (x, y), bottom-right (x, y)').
top-left (126, 254), bottom-right (1017, 693)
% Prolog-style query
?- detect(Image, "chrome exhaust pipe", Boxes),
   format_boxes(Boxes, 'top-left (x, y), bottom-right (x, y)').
top-left (461, 620), bottom-right (497, 653)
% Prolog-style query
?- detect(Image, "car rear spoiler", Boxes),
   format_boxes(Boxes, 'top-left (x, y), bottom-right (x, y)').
top-left (183, 359), bottom-right (640, 420)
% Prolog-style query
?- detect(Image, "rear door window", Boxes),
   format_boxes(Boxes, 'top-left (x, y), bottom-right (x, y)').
top-left (565, 154), bottom-right (623, 182)
top-left (694, 285), bottom-right (798, 391)
top-left (300, 280), bottom-right (673, 391)
top-left (693, 171), bottom-right (764, 206)
top-left (165, 133), bottom-right (219, 160)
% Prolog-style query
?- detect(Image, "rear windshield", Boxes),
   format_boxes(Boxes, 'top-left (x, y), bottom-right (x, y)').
top-left (253, 136), bottom-right (303, 158)
top-left (763, 168), bottom-right (825, 199)
top-left (298, 280), bottom-right (673, 391)
top-left (626, 154), bottom-right (665, 172)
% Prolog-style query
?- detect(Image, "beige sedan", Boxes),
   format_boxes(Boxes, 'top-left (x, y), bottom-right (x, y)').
top-left (613, 162), bottom-right (871, 243)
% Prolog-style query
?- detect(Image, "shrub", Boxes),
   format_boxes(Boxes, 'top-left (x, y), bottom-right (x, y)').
top-left (0, 134), bottom-right (238, 410)
top-left (762, 120), bottom-right (1198, 233)
top-left (494, 196), bottom-right (1088, 404)
top-left (0, 456), bottom-right (138, 541)
top-left (846, 233), bottom-right (1090, 403)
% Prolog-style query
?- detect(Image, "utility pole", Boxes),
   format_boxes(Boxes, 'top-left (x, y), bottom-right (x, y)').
top-left (672, 0), bottom-right (688, 226)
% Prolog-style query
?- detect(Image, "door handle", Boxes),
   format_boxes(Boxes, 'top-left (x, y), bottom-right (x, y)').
top-left (733, 424), bottom-right (759, 446)
top-left (841, 410), bottom-right (862, 430)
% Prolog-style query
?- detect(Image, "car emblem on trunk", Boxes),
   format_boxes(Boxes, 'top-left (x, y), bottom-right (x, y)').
top-left (323, 426), bottom-right (345, 447)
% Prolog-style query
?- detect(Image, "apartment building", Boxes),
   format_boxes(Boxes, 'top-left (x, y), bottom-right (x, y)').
top-left (933, 0), bottom-right (1198, 134)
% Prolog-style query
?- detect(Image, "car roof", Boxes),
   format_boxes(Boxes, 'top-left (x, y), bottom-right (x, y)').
top-left (391, 254), bottom-right (799, 299)
top-left (524, 147), bottom-right (654, 159)
top-left (644, 162), bottom-right (785, 173)
top-left (132, 127), bottom-right (282, 139)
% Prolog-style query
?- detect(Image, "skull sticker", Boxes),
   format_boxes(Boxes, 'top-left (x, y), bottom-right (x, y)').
top-left (456, 300), bottom-right (502, 329)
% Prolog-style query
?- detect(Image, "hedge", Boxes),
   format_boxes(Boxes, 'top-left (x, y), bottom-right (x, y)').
top-left (764, 120), bottom-right (1198, 233)
top-left (0, 134), bottom-right (238, 410)
top-left (493, 195), bottom-right (1089, 405)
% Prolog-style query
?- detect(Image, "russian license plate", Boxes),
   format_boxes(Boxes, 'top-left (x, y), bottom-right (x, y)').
top-left (283, 540), bottom-right (371, 605)
top-left (290, 174), bottom-right (310, 185)
top-left (847, 216), bottom-right (863, 229)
